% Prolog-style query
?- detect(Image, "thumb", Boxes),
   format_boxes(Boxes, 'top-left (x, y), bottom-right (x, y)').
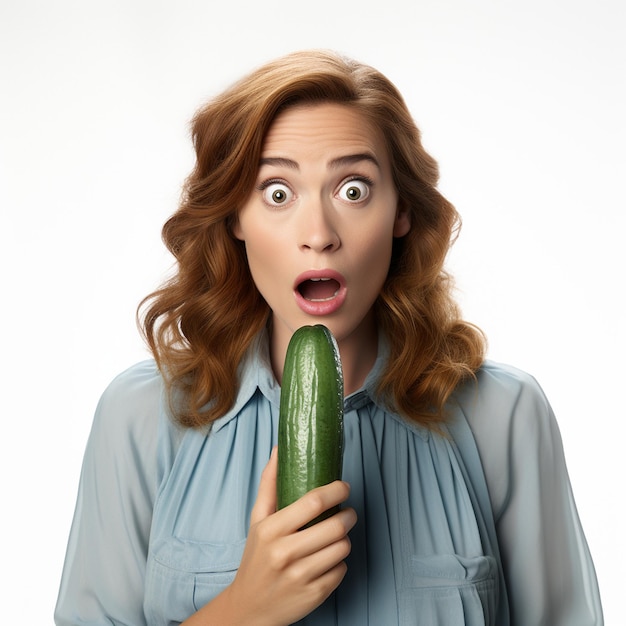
top-left (250, 446), bottom-right (278, 525)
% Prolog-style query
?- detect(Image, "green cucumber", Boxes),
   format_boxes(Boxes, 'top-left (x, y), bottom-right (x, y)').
top-left (277, 324), bottom-right (344, 527)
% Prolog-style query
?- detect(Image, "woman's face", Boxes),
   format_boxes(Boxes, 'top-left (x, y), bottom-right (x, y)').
top-left (234, 102), bottom-right (410, 372)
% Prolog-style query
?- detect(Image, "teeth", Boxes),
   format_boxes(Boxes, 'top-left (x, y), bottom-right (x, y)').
top-left (310, 277), bottom-right (330, 281)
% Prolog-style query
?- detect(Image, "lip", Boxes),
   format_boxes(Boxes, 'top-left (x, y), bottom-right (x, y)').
top-left (293, 269), bottom-right (347, 316)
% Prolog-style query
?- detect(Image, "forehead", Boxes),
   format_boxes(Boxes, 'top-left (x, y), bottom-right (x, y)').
top-left (261, 103), bottom-right (388, 159)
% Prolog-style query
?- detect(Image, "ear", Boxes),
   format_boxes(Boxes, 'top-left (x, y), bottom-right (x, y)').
top-left (393, 201), bottom-right (411, 238)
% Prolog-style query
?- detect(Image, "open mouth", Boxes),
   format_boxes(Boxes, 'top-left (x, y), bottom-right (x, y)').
top-left (297, 277), bottom-right (341, 302)
top-left (293, 270), bottom-right (346, 315)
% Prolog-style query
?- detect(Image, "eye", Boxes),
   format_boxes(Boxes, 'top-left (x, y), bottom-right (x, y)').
top-left (261, 181), bottom-right (293, 207)
top-left (337, 178), bottom-right (371, 203)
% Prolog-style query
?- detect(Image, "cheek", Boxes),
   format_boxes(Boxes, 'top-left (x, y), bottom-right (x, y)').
top-left (238, 217), bottom-right (276, 261)
top-left (348, 240), bottom-right (394, 303)
top-left (245, 241), bottom-right (276, 283)
top-left (241, 229), bottom-right (290, 293)
top-left (356, 225), bottom-right (395, 270)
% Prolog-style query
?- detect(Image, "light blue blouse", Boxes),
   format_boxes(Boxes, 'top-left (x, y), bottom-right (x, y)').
top-left (55, 333), bottom-right (603, 625)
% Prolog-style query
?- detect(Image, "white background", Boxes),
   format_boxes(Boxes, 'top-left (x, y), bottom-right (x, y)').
top-left (1, 0), bottom-right (624, 622)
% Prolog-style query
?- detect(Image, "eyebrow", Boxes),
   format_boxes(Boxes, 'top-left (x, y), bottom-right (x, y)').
top-left (258, 152), bottom-right (380, 171)
top-left (259, 157), bottom-right (299, 170)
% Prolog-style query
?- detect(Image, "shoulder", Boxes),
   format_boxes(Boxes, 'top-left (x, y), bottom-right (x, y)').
top-left (454, 359), bottom-right (552, 431)
top-left (89, 359), bottom-right (170, 455)
top-left (452, 360), bottom-right (557, 517)
top-left (99, 359), bottom-right (165, 406)
top-left (96, 360), bottom-right (165, 421)
top-left (82, 359), bottom-right (188, 496)
top-left (457, 359), bottom-right (546, 405)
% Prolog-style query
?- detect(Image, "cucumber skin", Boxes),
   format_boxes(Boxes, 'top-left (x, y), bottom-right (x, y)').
top-left (277, 325), bottom-right (344, 526)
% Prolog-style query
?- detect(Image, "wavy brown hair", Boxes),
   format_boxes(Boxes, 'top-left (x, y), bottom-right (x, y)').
top-left (139, 49), bottom-right (486, 429)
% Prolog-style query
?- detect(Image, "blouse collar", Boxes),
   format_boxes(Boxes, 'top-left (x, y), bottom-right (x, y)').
top-left (210, 328), bottom-right (389, 433)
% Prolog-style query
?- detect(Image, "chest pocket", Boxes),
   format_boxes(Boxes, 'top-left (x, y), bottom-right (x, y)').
top-left (144, 537), bottom-right (246, 624)
top-left (400, 553), bottom-right (498, 626)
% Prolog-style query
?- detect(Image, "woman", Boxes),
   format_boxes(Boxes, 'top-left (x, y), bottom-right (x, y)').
top-left (55, 50), bottom-right (603, 625)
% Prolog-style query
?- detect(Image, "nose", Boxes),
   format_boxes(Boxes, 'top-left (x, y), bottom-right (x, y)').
top-left (298, 199), bottom-right (341, 253)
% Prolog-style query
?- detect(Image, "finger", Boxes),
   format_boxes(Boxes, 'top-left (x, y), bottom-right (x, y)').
top-left (296, 532), bottom-right (352, 583)
top-left (286, 507), bottom-right (357, 560)
top-left (250, 446), bottom-right (278, 526)
top-left (315, 560), bottom-right (349, 599)
top-left (279, 481), bottom-right (351, 533)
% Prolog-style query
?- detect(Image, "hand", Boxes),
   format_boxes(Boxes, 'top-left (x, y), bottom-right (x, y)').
top-left (224, 447), bottom-right (356, 625)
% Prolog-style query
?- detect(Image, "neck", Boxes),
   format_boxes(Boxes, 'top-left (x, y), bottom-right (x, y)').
top-left (335, 329), bottom-right (378, 395)
top-left (269, 315), bottom-right (379, 396)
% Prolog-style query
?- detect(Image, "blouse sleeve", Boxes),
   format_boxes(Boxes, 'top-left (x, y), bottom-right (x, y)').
top-left (469, 364), bottom-right (604, 625)
top-left (55, 361), bottom-right (176, 626)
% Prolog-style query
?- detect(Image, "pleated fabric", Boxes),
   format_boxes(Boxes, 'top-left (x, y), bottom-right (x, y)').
top-left (143, 347), bottom-right (500, 625)
top-left (55, 332), bottom-right (603, 625)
